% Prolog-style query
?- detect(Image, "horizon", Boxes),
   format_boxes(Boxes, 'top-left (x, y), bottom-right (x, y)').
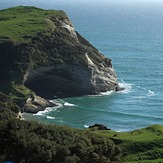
top-left (1, 0), bottom-right (163, 10)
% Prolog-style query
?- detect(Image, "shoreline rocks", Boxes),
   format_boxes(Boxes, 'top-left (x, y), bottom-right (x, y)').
top-left (89, 124), bottom-right (111, 130)
top-left (0, 6), bottom-right (123, 113)
top-left (23, 95), bottom-right (58, 113)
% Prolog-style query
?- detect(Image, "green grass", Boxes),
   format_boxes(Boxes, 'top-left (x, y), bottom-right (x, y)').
top-left (10, 84), bottom-right (35, 105)
top-left (0, 6), bottom-right (64, 43)
top-left (91, 125), bottom-right (163, 162)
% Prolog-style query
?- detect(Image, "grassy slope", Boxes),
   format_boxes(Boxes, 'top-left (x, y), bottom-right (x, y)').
top-left (92, 125), bottom-right (163, 162)
top-left (1, 7), bottom-right (163, 162)
top-left (0, 6), bottom-right (63, 43)
top-left (0, 6), bottom-right (103, 100)
top-left (0, 6), bottom-right (65, 103)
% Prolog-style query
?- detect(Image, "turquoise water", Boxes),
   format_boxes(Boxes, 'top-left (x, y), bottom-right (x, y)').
top-left (1, 1), bottom-right (163, 131)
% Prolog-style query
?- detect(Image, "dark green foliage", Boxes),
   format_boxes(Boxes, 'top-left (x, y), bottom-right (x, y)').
top-left (0, 107), bottom-right (16, 120)
top-left (0, 119), bottom-right (121, 163)
top-left (0, 91), bottom-right (20, 113)
top-left (0, 91), bottom-right (19, 120)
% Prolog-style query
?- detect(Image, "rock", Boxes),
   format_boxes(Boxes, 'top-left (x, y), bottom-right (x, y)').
top-left (0, 6), bottom-right (122, 101)
top-left (89, 124), bottom-right (111, 130)
top-left (23, 95), bottom-right (57, 113)
top-left (22, 8), bottom-right (120, 98)
top-left (115, 86), bottom-right (125, 91)
top-left (16, 111), bottom-right (24, 120)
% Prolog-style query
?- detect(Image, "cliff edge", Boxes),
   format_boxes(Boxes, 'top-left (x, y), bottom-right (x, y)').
top-left (0, 6), bottom-right (121, 103)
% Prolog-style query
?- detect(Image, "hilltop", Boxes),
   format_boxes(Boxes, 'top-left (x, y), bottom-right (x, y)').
top-left (0, 6), bottom-right (121, 112)
top-left (0, 6), bottom-right (63, 43)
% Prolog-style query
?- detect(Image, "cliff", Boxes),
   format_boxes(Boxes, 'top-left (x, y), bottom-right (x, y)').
top-left (0, 6), bottom-right (121, 104)
top-left (0, 7), bottom-right (162, 163)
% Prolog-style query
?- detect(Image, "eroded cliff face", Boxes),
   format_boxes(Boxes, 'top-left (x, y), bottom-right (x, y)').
top-left (0, 7), bottom-right (120, 99)
top-left (24, 61), bottom-right (118, 98)
top-left (23, 13), bottom-right (119, 97)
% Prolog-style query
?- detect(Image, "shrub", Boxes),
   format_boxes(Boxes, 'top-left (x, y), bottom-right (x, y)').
top-left (0, 119), bottom-right (121, 163)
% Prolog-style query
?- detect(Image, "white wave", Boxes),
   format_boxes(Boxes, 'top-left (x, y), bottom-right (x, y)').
top-left (64, 102), bottom-right (76, 107)
top-left (87, 80), bottom-right (132, 97)
top-left (35, 107), bottom-right (53, 116)
top-left (84, 125), bottom-right (89, 128)
top-left (147, 90), bottom-right (155, 97)
top-left (35, 106), bottom-right (59, 116)
top-left (118, 81), bottom-right (133, 94)
top-left (50, 98), bottom-right (76, 107)
top-left (49, 100), bottom-right (64, 107)
top-left (100, 90), bottom-right (114, 96)
top-left (87, 90), bottom-right (114, 97)
top-left (47, 116), bottom-right (55, 120)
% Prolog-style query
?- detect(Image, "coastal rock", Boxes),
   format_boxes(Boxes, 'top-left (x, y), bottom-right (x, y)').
top-left (23, 9), bottom-right (120, 98)
top-left (89, 124), bottom-right (111, 130)
top-left (23, 95), bottom-right (57, 113)
top-left (0, 6), bottom-right (121, 100)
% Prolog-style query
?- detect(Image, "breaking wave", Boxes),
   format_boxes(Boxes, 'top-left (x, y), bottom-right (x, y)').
top-left (64, 102), bottom-right (76, 107)
top-left (118, 80), bottom-right (133, 94)
top-left (47, 116), bottom-right (56, 120)
top-left (35, 107), bottom-right (55, 116)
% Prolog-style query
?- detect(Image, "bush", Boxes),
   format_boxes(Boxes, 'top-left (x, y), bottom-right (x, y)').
top-left (0, 91), bottom-right (20, 113)
top-left (0, 119), bottom-right (121, 163)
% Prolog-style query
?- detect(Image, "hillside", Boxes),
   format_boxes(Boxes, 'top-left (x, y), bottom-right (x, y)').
top-left (1, 6), bottom-right (163, 163)
top-left (0, 93), bottom-right (121, 163)
top-left (0, 6), bottom-right (121, 109)
top-left (89, 125), bottom-right (163, 162)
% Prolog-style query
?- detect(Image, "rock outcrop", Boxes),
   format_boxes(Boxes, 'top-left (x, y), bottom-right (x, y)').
top-left (23, 95), bottom-right (57, 113)
top-left (89, 124), bottom-right (111, 130)
top-left (0, 6), bottom-right (121, 101)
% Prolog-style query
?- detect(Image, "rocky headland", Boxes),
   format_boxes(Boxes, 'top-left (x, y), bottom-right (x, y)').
top-left (0, 6), bottom-right (122, 113)
top-left (0, 6), bottom-right (163, 163)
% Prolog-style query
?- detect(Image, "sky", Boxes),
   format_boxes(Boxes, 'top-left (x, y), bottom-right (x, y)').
top-left (0, 0), bottom-right (163, 30)
top-left (1, 0), bottom-right (163, 10)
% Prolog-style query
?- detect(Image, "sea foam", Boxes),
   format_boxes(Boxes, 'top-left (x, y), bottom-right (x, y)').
top-left (64, 102), bottom-right (76, 107)
top-left (47, 116), bottom-right (56, 120)
top-left (118, 81), bottom-right (133, 94)
top-left (35, 104), bottom-right (62, 116)
top-left (35, 107), bottom-right (54, 116)
top-left (147, 90), bottom-right (155, 97)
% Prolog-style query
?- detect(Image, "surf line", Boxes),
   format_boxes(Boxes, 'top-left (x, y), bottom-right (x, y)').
top-left (52, 96), bottom-right (76, 107)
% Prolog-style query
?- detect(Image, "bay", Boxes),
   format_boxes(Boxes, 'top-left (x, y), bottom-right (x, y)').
top-left (1, 1), bottom-right (163, 131)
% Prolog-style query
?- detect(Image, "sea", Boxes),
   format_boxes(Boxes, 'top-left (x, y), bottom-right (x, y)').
top-left (1, 0), bottom-right (163, 132)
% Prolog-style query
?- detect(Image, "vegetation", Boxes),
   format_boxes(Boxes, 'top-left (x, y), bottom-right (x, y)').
top-left (0, 6), bottom-right (64, 43)
top-left (10, 84), bottom-right (35, 105)
top-left (1, 91), bottom-right (163, 162)
top-left (0, 91), bottom-right (20, 113)
top-left (1, 6), bottom-right (163, 163)
top-left (91, 125), bottom-right (163, 162)
top-left (0, 119), bottom-right (121, 163)
top-left (0, 6), bottom-right (65, 101)
top-left (0, 91), bottom-right (121, 162)
top-left (0, 6), bottom-right (100, 99)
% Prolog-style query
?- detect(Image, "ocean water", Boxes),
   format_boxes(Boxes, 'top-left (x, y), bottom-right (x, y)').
top-left (1, 1), bottom-right (163, 131)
